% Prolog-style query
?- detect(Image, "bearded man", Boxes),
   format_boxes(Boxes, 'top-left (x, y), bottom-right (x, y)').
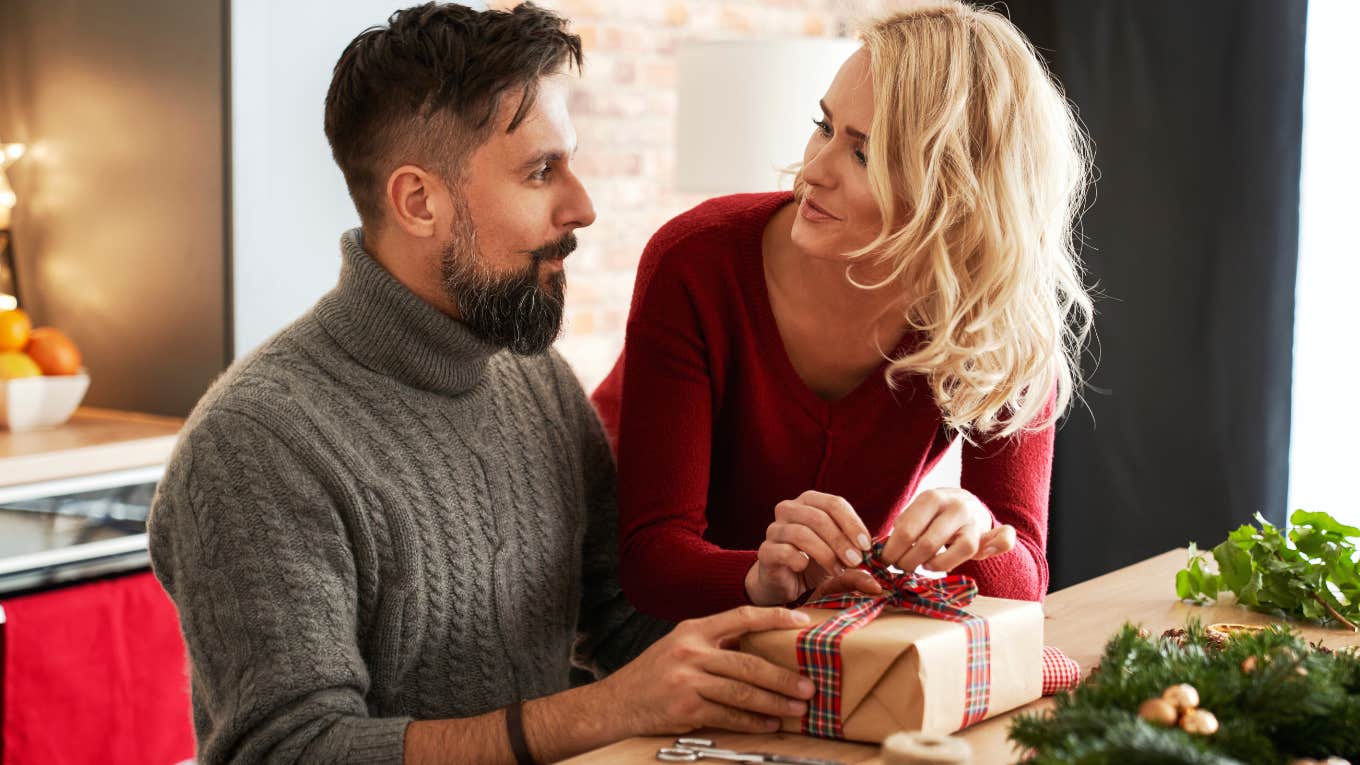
top-left (147, 4), bottom-right (817, 764)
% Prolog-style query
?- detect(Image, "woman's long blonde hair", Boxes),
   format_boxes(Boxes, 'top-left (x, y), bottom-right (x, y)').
top-left (796, 1), bottom-right (1094, 441)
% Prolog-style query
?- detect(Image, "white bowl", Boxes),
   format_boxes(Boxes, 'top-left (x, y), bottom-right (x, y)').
top-left (0, 372), bottom-right (90, 432)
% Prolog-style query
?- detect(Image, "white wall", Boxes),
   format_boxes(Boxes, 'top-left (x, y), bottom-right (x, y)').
top-left (230, 1), bottom-right (484, 358)
top-left (1288, 0), bottom-right (1360, 528)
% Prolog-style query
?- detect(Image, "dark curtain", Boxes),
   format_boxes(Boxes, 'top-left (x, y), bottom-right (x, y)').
top-left (1004, 1), bottom-right (1309, 588)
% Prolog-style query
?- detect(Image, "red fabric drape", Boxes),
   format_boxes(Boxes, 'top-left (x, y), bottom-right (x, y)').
top-left (2, 571), bottom-right (194, 764)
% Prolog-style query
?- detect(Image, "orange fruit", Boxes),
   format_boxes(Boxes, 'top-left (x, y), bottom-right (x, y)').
top-left (0, 309), bottom-right (31, 351)
top-left (25, 327), bottom-right (82, 375)
top-left (0, 350), bottom-right (42, 379)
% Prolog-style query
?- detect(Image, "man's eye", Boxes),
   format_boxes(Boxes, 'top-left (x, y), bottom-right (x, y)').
top-left (812, 117), bottom-right (832, 137)
top-left (530, 164), bottom-right (553, 182)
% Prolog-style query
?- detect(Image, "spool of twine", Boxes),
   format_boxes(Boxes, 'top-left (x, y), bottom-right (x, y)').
top-left (880, 731), bottom-right (972, 765)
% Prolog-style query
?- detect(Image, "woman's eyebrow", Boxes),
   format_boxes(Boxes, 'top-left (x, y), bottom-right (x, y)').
top-left (819, 99), bottom-right (868, 141)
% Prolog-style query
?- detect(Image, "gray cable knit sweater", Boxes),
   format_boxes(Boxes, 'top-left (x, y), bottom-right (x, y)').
top-left (148, 230), bottom-right (670, 764)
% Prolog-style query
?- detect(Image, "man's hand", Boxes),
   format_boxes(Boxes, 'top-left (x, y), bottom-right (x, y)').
top-left (597, 606), bottom-right (817, 736)
top-left (407, 607), bottom-right (821, 763)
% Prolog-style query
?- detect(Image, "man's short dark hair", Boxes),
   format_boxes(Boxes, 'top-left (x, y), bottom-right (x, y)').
top-left (324, 2), bottom-right (583, 229)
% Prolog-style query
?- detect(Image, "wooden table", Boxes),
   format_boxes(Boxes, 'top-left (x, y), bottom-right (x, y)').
top-left (563, 549), bottom-right (1360, 764)
top-left (0, 406), bottom-right (183, 488)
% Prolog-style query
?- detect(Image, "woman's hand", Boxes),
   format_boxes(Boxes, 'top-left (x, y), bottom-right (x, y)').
top-left (880, 487), bottom-right (1015, 574)
top-left (744, 491), bottom-right (874, 606)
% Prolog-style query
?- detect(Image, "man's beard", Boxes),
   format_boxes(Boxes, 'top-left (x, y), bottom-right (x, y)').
top-left (439, 213), bottom-right (575, 357)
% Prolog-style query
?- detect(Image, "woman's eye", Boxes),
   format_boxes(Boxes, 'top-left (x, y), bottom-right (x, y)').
top-left (812, 118), bottom-right (832, 137)
top-left (854, 148), bottom-right (868, 167)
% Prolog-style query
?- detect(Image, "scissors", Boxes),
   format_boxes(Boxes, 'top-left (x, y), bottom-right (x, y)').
top-left (655, 737), bottom-right (846, 764)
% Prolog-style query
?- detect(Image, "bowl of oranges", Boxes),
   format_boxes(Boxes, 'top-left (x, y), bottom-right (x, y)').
top-left (0, 308), bottom-right (87, 432)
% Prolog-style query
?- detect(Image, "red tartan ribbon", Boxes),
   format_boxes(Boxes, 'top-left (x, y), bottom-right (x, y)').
top-left (795, 541), bottom-right (991, 739)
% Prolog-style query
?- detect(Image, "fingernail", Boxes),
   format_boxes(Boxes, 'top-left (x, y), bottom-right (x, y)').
top-left (788, 701), bottom-right (808, 715)
top-left (798, 678), bottom-right (815, 695)
top-left (844, 548), bottom-right (862, 566)
top-left (766, 718), bottom-right (781, 731)
top-left (857, 534), bottom-right (871, 550)
top-left (791, 610), bottom-right (811, 624)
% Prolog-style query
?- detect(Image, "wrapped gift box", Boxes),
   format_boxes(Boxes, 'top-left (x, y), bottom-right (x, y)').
top-left (741, 592), bottom-right (1044, 743)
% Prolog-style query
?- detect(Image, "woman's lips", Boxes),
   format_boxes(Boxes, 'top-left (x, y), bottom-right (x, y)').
top-left (799, 197), bottom-right (840, 222)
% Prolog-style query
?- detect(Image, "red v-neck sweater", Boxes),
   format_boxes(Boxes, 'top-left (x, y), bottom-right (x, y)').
top-left (592, 192), bottom-right (1053, 622)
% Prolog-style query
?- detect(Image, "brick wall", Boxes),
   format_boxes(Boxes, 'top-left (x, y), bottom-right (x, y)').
top-left (487, 0), bottom-right (864, 390)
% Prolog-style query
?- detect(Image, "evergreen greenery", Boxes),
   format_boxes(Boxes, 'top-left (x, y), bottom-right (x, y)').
top-left (1008, 621), bottom-right (1360, 763)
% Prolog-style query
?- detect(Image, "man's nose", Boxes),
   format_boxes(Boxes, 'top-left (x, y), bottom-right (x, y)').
top-left (559, 170), bottom-right (596, 231)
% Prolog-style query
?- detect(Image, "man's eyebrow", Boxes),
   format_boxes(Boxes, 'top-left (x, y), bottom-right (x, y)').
top-left (518, 146), bottom-right (578, 172)
top-left (819, 100), bottom-right (868, 142)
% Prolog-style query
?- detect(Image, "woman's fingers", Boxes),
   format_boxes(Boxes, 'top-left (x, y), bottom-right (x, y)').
top-left (976, 524), bottom-right (1016, 559)
top-left (897, 498), bottom-right (984, 568)
top-left (768, 521), bottom-right (843, 575)
top-left (776, 500), bottom-right (864, 567)
top-left (796, 491), bottom-right (872, 554)
top-left (893, 512), bottom-right (963, 573)
top-left (922, 526), bottom-right (980, 572)
top-left (880, 492), bottom-right (942, 566)
top-left (811, 568), bottom-right (883, 599)
top-left (756, 540), bottom-right (811, 573)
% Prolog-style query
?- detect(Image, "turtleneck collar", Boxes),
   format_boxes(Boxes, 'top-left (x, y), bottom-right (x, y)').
top-left (314, 229), bottom-right (501, 396)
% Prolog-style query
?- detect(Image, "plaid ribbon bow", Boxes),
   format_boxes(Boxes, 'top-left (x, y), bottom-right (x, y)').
top-left (795, 541), bottom-right (992, 739)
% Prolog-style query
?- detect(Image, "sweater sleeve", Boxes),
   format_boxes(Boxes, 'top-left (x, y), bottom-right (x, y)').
top-left (596, 226), bottom-right (759, 623)
top-left (147, 409), bottom-right (410, 765)
top-left (550, 353), bottom-right (672, 675)
top-left (953, 396), bottom-right (1056, 601)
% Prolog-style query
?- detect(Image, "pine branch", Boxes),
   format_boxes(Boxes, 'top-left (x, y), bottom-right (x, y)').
top-left (1008, 620), bottom-right (1360, 764)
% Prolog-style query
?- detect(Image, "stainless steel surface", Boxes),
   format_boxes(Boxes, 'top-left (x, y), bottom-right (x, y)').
top-left (0, 471), bottom-right (159, 594)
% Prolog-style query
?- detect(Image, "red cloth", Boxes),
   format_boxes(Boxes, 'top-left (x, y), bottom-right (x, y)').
top-left (592, 192), bottom-right (1054, 622)
top-left (2, 571), bottom-right (194, 765)
top-left (1041, 645), bottom-right (1082, 695)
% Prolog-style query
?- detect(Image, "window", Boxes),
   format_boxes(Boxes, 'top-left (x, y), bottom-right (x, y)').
top-left (1288, 0), bottom-right (1360, 528)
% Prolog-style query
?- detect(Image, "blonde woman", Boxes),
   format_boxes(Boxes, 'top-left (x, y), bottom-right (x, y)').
top-left (593, 1), bottom-right (1093, 621)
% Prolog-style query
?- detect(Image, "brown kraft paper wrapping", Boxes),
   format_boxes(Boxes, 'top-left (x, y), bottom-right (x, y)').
top-left (740, 595), bottom-right (1044, 743)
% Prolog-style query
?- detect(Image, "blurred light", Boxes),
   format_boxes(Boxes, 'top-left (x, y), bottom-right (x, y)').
top-left (0, 295), bottom-right (15, 311)
top-left (0, 143), bottom-right (23, 169)
top-left (0, 179), bottom-right (14, 229)
top-left (675, 39), bottom-right (861, 194)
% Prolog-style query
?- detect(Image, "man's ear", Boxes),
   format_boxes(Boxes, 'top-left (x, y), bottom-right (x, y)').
top-left (385, 165), bottom-right (439, 238)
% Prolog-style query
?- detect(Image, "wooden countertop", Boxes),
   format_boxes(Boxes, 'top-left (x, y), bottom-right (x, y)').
top-left (0, 407), bottom-right (184, 488)
top-left (563, 549), bottom-right (1360, 764)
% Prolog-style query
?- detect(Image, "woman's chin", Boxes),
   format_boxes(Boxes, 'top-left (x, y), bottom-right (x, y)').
top-left (789, 219), bottom-right (824, 253)
top-left (790, 222), bottom-right (846, 261)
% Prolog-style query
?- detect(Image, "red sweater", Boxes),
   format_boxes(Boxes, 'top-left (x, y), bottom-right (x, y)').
top-left (592, 192), bottom-right (1053, 622)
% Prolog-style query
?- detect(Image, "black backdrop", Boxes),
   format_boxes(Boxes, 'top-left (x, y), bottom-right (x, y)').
top-left (1004, 1), bottom-right (1310, 588)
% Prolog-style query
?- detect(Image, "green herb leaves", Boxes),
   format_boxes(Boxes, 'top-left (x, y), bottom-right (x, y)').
top-left (1177, 511), bottom-right (1360, 631)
